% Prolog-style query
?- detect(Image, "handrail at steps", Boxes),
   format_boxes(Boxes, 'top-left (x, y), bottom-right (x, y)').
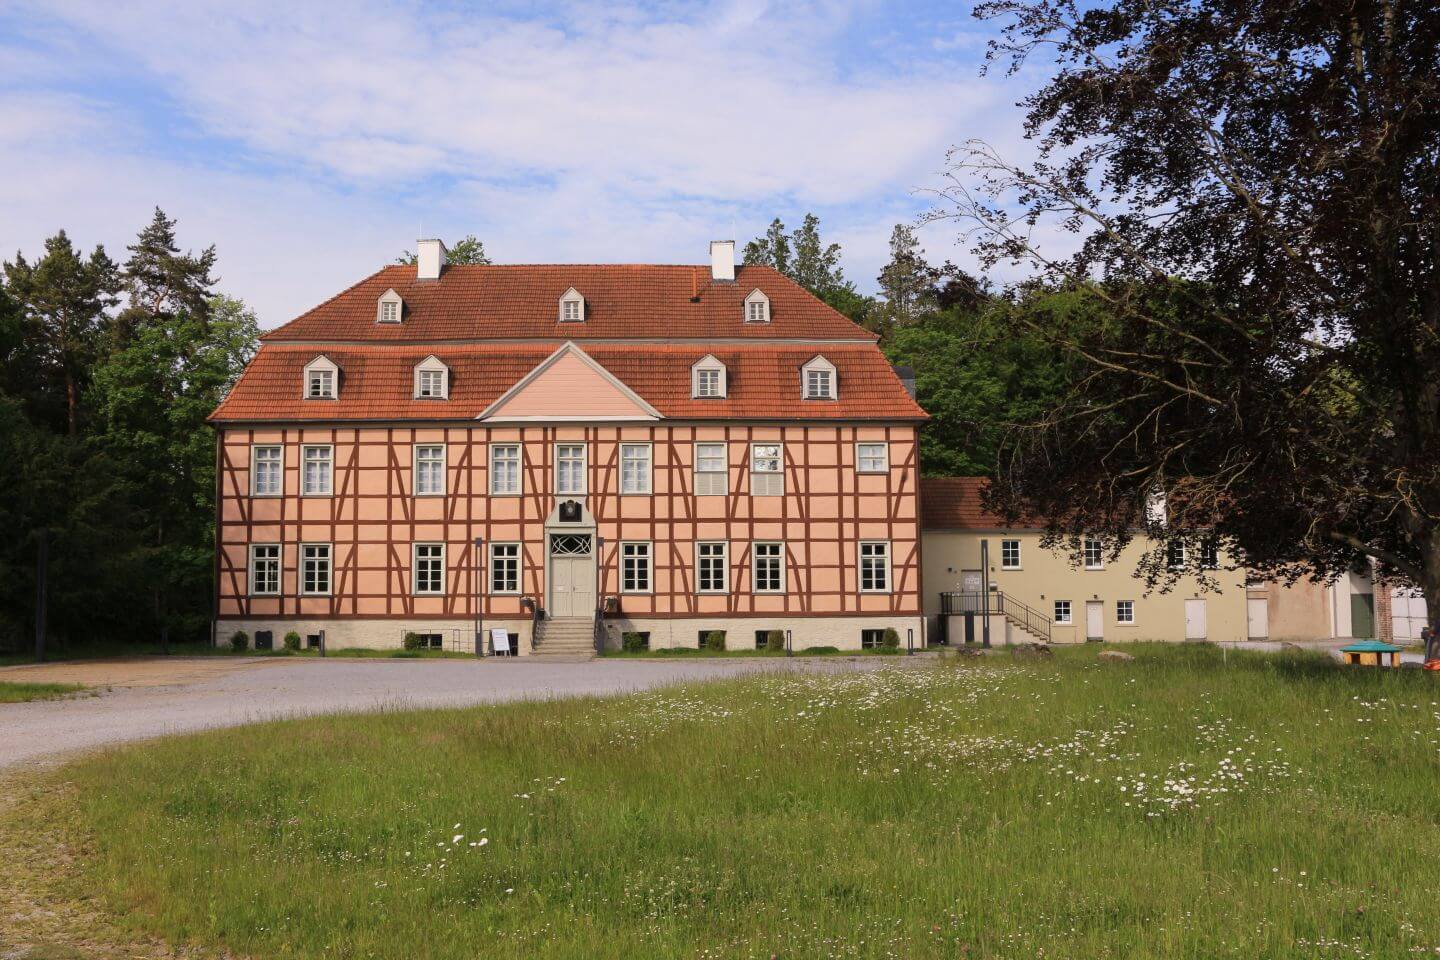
top-left (938, 591), bottom-right (1052, 643)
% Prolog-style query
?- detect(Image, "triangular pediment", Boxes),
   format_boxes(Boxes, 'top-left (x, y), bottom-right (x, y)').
top-left (479, 342), bottom-right (661, 422)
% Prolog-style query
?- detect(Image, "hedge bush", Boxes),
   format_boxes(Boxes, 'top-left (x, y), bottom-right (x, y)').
top-left (622, 631), bottom-right (649, 652)
top-left (402, 631), bottom-right (423, 651)
top-left (283, 631), bottom-right (302, 651)
top-left (881, 627), bottom-right (901, 650)
top-left (702, 630), bottom-right (726, 651)
top-left (229, 631), bottom-right (249, 652)
top-left (764, 630), bottom-right (785, 652)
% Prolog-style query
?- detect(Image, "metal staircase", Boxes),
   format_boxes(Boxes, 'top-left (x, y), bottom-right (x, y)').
top-left (939, 591), bottom-right (1053, 644)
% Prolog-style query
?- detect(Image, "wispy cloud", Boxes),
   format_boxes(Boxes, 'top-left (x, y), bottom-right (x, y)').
top-left (0, 0), bottom-right (1039, 325)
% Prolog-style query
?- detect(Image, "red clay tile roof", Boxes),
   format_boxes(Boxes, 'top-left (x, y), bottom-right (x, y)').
top-left (921, 477), bottom-right (1015, 530)
top-left (211, 342), bottom-right (927, 423)
top-left (261, 264), bottom-right (876, 342)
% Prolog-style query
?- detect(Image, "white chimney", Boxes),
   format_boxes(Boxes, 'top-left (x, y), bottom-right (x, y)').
top-left (416, 238), bottom-right (447, 280)
top-left (709, 240), bottom-right (735, 282)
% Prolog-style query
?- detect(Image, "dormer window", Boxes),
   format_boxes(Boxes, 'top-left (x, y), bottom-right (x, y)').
top-left (413, 356), bottom-right (450, 399)
top-left (744, 288), bottom-right (770, 323)
top-left (559, 288), bottom-right (585, 323)
top-left (691, 355), bottom-right (727, 399)
top-left (376, 288), bottom-right (403, 324)
top-left (304, 356), bottom-right (339, 399)
top-left (801, 356), bottom-right (837, 400)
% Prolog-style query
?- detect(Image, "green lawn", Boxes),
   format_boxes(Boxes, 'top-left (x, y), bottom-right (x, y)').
top-left (58, 645), bottom-right (1440, 958)
top-left (0, 680), bottom-right (85, 702)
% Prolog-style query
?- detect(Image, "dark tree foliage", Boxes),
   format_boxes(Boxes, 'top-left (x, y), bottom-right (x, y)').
top-left (0, 212), bottom-right (257, 652)
top-left (936, 0), bottom-right (1440, 606)
top-left (743, 214), bottom-right (861, 320)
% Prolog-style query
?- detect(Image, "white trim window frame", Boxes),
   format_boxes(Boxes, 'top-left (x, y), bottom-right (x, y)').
top-left (306, 366), bottom-right (335, 399)
top-left (1167, 540), bottom-right (1186, 570)
top-left (1200, 541), bottom-right (1220, 570)
top-left (743, 289), bottom-right (770, 323)
top-left (413, 542), bottom-right (445, 595)
top-left (751, 541), bottom-right (784, 594)
top-left (694, 442), bottom-right (727, 496)
top-left (693, 365), bottom-right (724, 399)
top-left (1054, 600), bottom-right (1072, 624)
top-left (559, 289), bottom-right (585, 323)
top-left (1001, 539), bottom-right (1022, 570)
top-left (856, 442), bottom-right (888, 474)
top-left (490, 443), bottom-right (521, 496)
top-left (490, 542), bottom-right (521, 594)
top-left (750, 442), bottom-right (783, 496)
top-left (696, 541), bottom-right (728, 594)
top-left (555, 443), bottom-right (587, 496)
top-left (859, 541), bottom-right (891, 593)
top-left (1083, 537), bottom-right (1105, 570)
top-left (248, 544), bottom-right (281, 596)
top-left (621, 541), bottom-right (652, 593)
top-left (414, 444), bottom-right (446, 496)
top-left (301, 444), bottom-right (333, 496)
top-left (251, 444), bottom-right (283, 496)
top-left (415, 366), bottom-right (446, 399)
top-left (805, 367), bottom-right (834, 400)
top-left (300, 543), bottom-right (332, 596)
top-left (620, 442), bottom-right (652, 495)
top-left (1116, 600), bottom-right (1136, 625)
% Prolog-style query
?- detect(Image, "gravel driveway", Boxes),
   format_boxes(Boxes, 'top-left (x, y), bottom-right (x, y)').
top-left (0, 656), bottom-right (921, 770)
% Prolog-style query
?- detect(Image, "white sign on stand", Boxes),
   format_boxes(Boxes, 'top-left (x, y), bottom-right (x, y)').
top-left (491, 628), bottom-right (512, 656)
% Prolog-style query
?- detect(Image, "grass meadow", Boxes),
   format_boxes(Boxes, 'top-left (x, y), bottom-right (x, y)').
top-left (57, 646), bottom-right (1440, 958)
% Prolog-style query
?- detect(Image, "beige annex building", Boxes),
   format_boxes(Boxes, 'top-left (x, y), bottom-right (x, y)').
top-left (920, 478), bottom-right (1249, 644)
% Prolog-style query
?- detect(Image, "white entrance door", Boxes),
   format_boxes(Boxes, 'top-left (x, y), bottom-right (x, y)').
top-left (1247, 598), bottom-right (1269, 639)
top-left (1185, 599), bottom-right (1208, 640)
top-left (1086, 601), bottom-right (1104, 641)
top-left (548, 534), bottom-right (595, 618)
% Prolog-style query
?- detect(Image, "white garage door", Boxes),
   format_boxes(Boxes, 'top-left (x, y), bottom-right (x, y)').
top-left (1392, 589), bottom-right (1429, 642)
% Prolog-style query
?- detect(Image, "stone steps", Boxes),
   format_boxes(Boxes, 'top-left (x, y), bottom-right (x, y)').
top-left (532, 618), bottom-right (597, 658)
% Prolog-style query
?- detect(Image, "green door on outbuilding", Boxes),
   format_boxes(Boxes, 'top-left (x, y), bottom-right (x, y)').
top-left (1350, 593), bottom-right (1376, 639)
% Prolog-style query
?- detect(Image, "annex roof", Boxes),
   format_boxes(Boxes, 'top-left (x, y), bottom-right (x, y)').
top-left (921, 477), bottom-right (1014, 530)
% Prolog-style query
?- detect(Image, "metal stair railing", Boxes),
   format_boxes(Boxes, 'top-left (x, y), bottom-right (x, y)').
top-left (996, 593), bottom-right (1052, 643)
top-left (939, 590), bottom-right (1052, 643)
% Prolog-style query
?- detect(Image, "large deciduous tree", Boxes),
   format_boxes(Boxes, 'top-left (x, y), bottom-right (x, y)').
top-left (935, 0), bottom-right (1440, 631)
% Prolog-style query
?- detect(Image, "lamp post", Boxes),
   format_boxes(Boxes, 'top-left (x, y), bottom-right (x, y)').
top-left (980, 538), bottom-right (991, 649)
top-left (907, 627), bottom-right (914, 656)
top-left (785, 628), bottom-right (792, 657)
top-left (474, 536), bottom-right (485, 657)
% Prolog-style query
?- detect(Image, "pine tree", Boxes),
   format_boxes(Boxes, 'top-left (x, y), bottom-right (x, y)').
top-left (3, 232), bottom-right (120, 434)
top-left (114, 207), bottom-right (217, 347)
top-left (789, 214), bottom-right (846, 296)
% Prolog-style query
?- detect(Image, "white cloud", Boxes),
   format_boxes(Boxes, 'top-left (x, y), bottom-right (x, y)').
top-left (1, 0), bottom-right (1045, 323)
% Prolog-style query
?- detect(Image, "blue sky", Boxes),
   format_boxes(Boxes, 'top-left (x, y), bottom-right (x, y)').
top-left (0, 0), bottom-right (1036, 327)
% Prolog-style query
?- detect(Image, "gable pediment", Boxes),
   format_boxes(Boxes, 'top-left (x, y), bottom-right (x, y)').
top-left (479, 342), bottom-right (661, 422)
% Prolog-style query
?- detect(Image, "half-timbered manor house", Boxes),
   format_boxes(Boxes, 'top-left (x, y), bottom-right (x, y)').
top-left (210, 240), bottom-right (927, 655)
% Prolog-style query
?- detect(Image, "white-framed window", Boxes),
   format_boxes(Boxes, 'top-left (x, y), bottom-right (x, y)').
top-left (304, 357), bottom-right (338, 399)
top-left (249, 544), bottom-right (280, 596)
top-left (490, 444), bottom-right (521, 495)
top-left (251, 445), bottom-right (282, 496)
top-left (856, 442), bottom-right (888, 474)
top-left (801, 356), bottom-right (837, 400)
top-left (1200, 541), bottom-right (1220, 569)
top-left (750, 443), bottom-right (783, 496)
top-left (1054, 600), bottom-right (1072, 624)
top-left (1083, 537), bottom-right (1104, 570)
top-left (859, 541), bottom-right (891, 593)
top-left (620, 443), bottom-right (651, 494)
top-left (300, 543), bottom-right (331, 596)
top-left (694, 366), bottom-right (723, 398)
top-left (490, 543), bottom-right (520, 594)
top-left (694, 442), bottom-right (727, 496)
top-left (752, 542), bottom-right (784, 593)
top-left (301, 445), bottom-right (333, 495)
top-left (559, 288), bottom-right (585, 322)
top-left (1001, 539), bottom-right (1021, 570)
top-left (1116, 600), bottom-right (1135, 624)
top-left (621, 542), bottom-right (651, 593)
top-left (696, 541), bottom-right (728, 594)
top-left (1166, 541), bottom-right (1186, 569)
top-left (413, 543), bottom-right (444, 595)
top-left (416, 368), bottom-right (445, 398)
top-left (414, 444), bottom-right (445, 496)
top-left (556, 443), bottom-right (586, 495)
top-left (376, 289), bottom-right (403, 324)
top-left (743, 288), bottom-right (770, 323)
